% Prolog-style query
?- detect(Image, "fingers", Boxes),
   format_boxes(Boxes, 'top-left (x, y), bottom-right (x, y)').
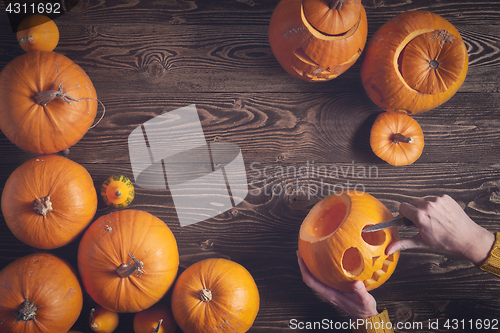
top-left (386, 234), bottom-right (429, 255)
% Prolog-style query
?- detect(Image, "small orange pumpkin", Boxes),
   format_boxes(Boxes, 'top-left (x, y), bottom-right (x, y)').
top-left (101, 175), bottom-right (135, 208)
top-left (1, 155), bottom-right (98, 249)
top-left (0, 51), bottom-right (98, 154)
top-left (0, 253), bottom-right (83, 333)
top-left (360, 10), bottom-right (468, 114)
top-left (171, 258), bottom-right (260, 333)
top-left (133, 304), bottom-right (177, 333)
top-left (90, 306), bottom-right (119, 333)
top-left (16, 14), bottom-right (59, 52)
top-left (298, 191), bottom-right (400, 292)
top-left (269, 0), bottom-right (367, 81)
top-left (77, 209), bottom-right (179, 313)
top-left (370, 112), bottom-right (425, 166)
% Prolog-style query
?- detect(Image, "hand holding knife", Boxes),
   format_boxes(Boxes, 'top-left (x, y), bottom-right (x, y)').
top-left (362, 200), bottom-right (466, 233)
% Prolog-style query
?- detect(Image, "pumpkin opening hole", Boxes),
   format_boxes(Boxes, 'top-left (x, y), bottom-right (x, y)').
top-left (309, 202), bottom-right (348, 238)
top-left (342, 247), bottom-right (364, 278)
top-left (362, 226), bottom-right (386, 246)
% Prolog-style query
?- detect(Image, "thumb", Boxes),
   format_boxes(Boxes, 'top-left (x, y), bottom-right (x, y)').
top-left (386, 234), bottom-right (428, 255)
top-left (352, 280), bottom-right (370, 300)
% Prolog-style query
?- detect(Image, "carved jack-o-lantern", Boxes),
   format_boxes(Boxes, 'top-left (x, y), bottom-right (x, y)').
top-left (298, 191), bottom-right (400, 292)
top-left (269, 0), bottom-right (368, 82)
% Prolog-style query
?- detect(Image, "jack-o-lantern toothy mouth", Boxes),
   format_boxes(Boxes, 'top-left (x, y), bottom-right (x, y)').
top-left (363, 253), bottom-right (395, 287)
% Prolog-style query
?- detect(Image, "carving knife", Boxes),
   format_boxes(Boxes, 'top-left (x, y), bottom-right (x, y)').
top-left (362, 215), bottom-right (414, 233)
top-left (362, 201), bottom-right (466, 233)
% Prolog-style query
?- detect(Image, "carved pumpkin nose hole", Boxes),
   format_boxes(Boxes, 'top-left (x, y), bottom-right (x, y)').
top-left (342, 247), bottom-right (364, 278)
top-left (362, 226), bottom-right (386, 246)
top-left (372, 256), bottom-right (380, 266)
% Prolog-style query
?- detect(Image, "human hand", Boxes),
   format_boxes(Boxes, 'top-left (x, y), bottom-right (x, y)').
top-left (386, 195), bottom-right (495, 266)
top-left (297, 251), bottom-right (378, 319)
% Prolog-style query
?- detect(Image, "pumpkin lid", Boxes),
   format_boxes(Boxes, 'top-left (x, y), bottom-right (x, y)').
top-left (302, 0), bottom-right (361, 36)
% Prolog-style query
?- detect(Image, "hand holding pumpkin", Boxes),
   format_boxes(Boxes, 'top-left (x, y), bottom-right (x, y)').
top-left (297, 251), bottom-right (378, 319)
top-left (387, 195), bottom-right (495, 266)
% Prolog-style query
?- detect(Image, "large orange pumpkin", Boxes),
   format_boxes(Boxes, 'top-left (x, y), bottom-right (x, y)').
top-left (77, 209), bottom-right (179, 313)
top-left (171, 258), bottom-right (260, 333)
top-left (298, 191), bottom-right (400, 292)
top-left (0, 253), bottom-right (83, 333)
top-left (0, 51), bottom-right (98, 154)
top-left (360, 11), bottom-right (468, 114)
top-left (269, 0), bottom-right (367, 82)
top-left (17, 14), bottom-right (59, 52)
top-left (370, 111), bottom-right (425, 166)
top-left (1, 155), bottom-right (98, 249)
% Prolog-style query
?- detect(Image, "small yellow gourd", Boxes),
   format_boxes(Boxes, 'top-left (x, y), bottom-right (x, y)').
top-left (101, 175), bottom-right (135, 208)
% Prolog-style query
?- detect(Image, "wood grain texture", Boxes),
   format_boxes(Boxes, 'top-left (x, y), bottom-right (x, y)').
top-left (1, 0), bottom-right (500, 332)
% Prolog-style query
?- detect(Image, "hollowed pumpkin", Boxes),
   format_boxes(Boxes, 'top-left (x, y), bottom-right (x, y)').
top-left (269, 0), bottom-right (367, 82)
top-left (360, 10), bottom-right (468, 114)
top-left (298, 191), bottom-right (400, 292)
top-left (370, 111), bottom-right (425, 166)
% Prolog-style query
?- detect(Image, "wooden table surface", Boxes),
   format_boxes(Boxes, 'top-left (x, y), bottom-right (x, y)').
top-left (1, 0), bottom-right (500, 332)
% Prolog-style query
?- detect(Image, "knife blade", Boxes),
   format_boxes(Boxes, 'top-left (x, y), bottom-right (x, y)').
top-left (362, 215), bottom-right (414, 233)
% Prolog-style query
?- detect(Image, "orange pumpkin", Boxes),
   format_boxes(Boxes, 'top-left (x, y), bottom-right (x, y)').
top-left (269, 0), bottom-right (367, 81)
top-left (0, 253), bottom-right (83, 333)
top-left (361, 10), bottom-right (468, 114)
top-left (0, 51), bottom-right (98, 154)
top-left (298, 191), bottom-right (400, 292)
top-left (90, 306), bottom-right (119, 333)
top-left (133, 304), bottom-right (177, 333)
top-left (77, 209), bottom-right (179, 313)
top-left (171, 258), bottom-right (260, 333)
top-left (17, 14), bottom-right (59, 52)
top-left (1, 155), bottom-right (98, 249)
top-left (370, 112), bottom-right (425, 166)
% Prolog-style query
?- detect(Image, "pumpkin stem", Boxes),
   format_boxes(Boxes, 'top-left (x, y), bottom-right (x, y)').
top-left (90, 308), bottom-right (98, 329)
top-left (33, 196), bottom-right (53, 216)
top-left (116, 253), bottom-right (146, 278)
top-left (34, 83), bottom-right (106, 130)
top-left (328, 0), bottom-right (346, 10)
top-left (200, 288), bottom-right (213, 302)
top-left (429, 59), bottom-right (440, 70)
top-left (153, 319), bottom-right (163, 333)
top-left (115, 190), bottom-right (122, 198)
top-left (16, 300), bottom-right (38, 322)
top-left (392, 133), bottom-right (414, 144)
top-left (18, 35), bottom-right (34, 44)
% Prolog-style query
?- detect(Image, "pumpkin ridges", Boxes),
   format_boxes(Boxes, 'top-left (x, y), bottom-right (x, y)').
top-left (78, 210), bottom-right (179, 313)
top-left (172, 258), bottom-right (259, 333)
top-left (0, 253), bottom-right (83, 332)
top-left (0, 51), bottom-right (97, 154)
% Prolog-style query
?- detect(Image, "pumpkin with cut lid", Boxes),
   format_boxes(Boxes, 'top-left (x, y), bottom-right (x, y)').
top-left (361, 10), bottom-right (468, 114)
top-left (269, 0), bottom-right (367, 81)
top-left (298, 191), bottom-right (400, 292)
